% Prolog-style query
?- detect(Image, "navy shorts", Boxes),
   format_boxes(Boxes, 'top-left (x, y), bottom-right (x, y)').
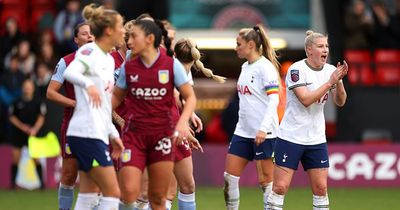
top-left (67, 136), bottom-right (113, 172)
top-left (273, 138), bottom-right (329, 171)
top-left (228, 134), bottom-right (276, 161)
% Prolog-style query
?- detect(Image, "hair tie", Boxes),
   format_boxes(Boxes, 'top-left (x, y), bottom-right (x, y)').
top-left (253, 26), bottom-right (260, 32)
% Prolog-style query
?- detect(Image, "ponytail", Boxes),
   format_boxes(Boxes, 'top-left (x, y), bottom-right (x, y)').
top-left (253, 24), bottom-right (280, 72)
top-left (155, 20), bottom-right (173, 57)
top-left (239, 25), bottom-right (280, 78)
top-left (175, 38), bottom-right (226, 83)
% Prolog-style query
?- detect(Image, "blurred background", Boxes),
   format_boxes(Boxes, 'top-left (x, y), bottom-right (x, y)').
top-left (0, 0), bottom-right (399, 207)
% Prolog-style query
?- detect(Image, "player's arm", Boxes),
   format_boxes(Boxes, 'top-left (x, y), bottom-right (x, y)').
top-left (331, 61), bottom-right (348, 107)
top-left (256, 68), bottom-right (280, 145)
top-left (47, 81), bottom-right (76, 107)
top-left (293, 63), bottom-right (346, 107)
top-left (112, 63), bottom-right (128, 109)
top-left (331, 80), bottom-right (347, 107)
top-left (47, 59), bottom-right (76, 107)
top-left (174, 59), bottom-right (197, 142)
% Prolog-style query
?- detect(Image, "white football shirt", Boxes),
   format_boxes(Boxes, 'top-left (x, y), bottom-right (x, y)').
top-left (234, 56), bottom-right (280, 139)
top-left (278, 59), bottom-right (336, 145)
top-left (63, 42), bottom-right (119, 145)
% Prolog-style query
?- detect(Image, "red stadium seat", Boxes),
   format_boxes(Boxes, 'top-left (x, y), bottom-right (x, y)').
top-left (344, 50), bottom-right (375, 86)
top-left (374, 50), bottom-right (400, 86)
top-left (0, 8), bottom-right (29, 34)
top-left (1, 0), bottom-right (29, 6)
top-left (30, 8), bottom-right (55, 32)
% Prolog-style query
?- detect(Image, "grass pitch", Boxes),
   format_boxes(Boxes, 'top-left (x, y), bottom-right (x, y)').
top-left (0, 187), bottom-right (398, 210)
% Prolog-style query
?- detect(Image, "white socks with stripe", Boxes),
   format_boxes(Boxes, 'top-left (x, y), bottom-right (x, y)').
top-left (313, 194), bottom-right (329, 210)
top-left (223, 172), bottom-right (240, 210)
top-left (266, 191), bottom-right (284, 210)
top-left (261, 182), bottom-right (273, 209)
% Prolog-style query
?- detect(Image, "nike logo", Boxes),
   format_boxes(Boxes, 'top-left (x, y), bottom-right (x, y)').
top-left (255, 152), bottom-right (263, 156)
top-left (321, 160), bottom-right (328, 164)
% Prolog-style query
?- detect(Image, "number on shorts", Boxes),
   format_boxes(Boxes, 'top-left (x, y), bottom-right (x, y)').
top-left (155, 137), bottom-right (172, 155)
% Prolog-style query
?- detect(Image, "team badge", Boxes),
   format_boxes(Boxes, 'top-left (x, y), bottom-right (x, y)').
top-left (121, 149), bottom-right (131, 163)
top-left (290, 69), bottom-right (299, 82)
top-left (80, 48), bottom-right (93, 56)
top-left (158, 70), bottom-right (169, 84)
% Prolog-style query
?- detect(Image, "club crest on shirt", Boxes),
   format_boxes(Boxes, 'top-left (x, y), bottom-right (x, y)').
top-left (290, 69), bottom-right (299, 82)
top-left (121, 149), bottom-right (131, 163)
top-left (80, 48), bottom-right (93, 56)
top-left (158, 70), bottom-right (169, 84)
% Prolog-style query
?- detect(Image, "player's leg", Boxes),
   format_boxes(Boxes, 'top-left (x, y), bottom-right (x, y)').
top-left (74, 172), bottom-right (102, 210)
top-left (174, 156), bottom-right (196, 210)
top-left (89, 166), bottom-right (121, 210)
top-left (147, 161), bottom-right (174, 210)
top-left (58, 158), bottom-right (78, 210)
top-left (266, 139), bottom-right (301, 210)
top-left (302, 143), bottom-right (330, 210)
top-left (133, 168), bottom-right (150, 210)
top-left (223, 135), bottom-right (253, 210)
top-left (58, 124), bottom-right (78, 210)
top-left (165, 175), bottom-right (177, 210)
top-left (255, 138), bottom-right (276, 208)
top-left (118, 166), bottom-right (143, 209)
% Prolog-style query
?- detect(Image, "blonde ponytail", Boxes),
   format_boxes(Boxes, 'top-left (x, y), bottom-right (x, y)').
top-left (175, 38), bottom-right (226, 83)
top-left (255, 24), bottom-right (280, 72)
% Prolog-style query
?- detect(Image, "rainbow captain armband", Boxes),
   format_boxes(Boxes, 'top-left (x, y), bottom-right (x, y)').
top-left (264, 84), bottom-right (279, 95)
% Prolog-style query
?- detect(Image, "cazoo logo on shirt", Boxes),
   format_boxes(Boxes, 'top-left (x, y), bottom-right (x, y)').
top-left (130, 87), bottom-right (167, 100)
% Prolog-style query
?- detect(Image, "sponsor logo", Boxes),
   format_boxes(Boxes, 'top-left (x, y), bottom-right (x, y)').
top-left (158, 70), bottom-right (169, 84)
top-left (290, 69), bottom-right (299, 82)
top-left (237, 84), bottom-right (252, 95)
top-left (256, 152), bottom-right (264, 156)
top-left (329, 152), bottom-right (400, 181)
top-left (321, 160), bottom-right (328, 164)
top-left (130, 87), bottom-right (167, 100)
top-left (80, 48), bottom-right (93, 56)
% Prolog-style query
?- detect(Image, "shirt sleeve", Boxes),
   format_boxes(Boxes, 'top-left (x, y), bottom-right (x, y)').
top-left (63, 59), bottom-right (94, 88)
top-left (173, 58), bottom-right (190, 87)
top-left (115, 63), bottom-right (127, 89)
top-left (259, 64), bottom-right (280, 133)
top-left (50, 58), bottom-right (67, 83)
top-left (286, 65), bottom-right (307, 90)
top-left (108, 123), bottom-right (120, 140)
top-left (76, 46), bottom-right (95, 69)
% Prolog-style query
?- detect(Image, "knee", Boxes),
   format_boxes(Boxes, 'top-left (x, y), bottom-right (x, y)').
top-left (120, 185), bottom-right (139, 203)
top-left (148, 191), bottom-right (165, 207)
top-left (179, 181), bottom-right (195, 194)
top-left (258, 174), bottom-right (273, 186)
top-left (312, 183), bottom-right (327, 196)
top-left (109, 187), bottom-right (121, 198)
top-left (61, 170), bottom-right (78, 186)
top-left (272, 181), bottom-right (289, 195)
